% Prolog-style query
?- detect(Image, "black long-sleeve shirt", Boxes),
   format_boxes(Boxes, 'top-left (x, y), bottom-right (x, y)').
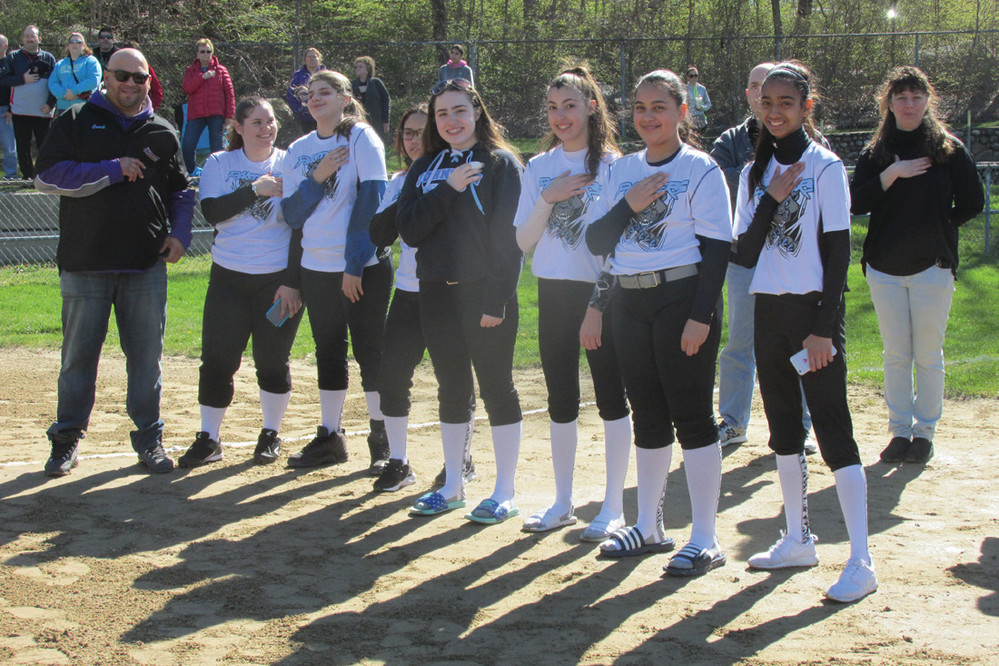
top-left (851, 126), bottom-right (983, 276)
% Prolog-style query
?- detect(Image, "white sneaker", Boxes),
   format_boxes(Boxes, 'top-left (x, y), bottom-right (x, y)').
top-left (804, 435), bottom-right (819, 455)
top-left (748, 530), bottom-right (819, 569)
top-left (826, 558), bottom-right (878, 603)
top-left (718, 420), bottom-right (748, 447)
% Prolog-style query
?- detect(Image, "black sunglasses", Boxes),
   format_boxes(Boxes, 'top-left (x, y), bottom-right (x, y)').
top-left (109, 69), bottom-right (150, 85)
top-left (431, 77), bottom-right (473, 96)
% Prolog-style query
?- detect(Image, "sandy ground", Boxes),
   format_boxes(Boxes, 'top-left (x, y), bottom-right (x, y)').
top-left (0, 347), bottom-right (997, 665)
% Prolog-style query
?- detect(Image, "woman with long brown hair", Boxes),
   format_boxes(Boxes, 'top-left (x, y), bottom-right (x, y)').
top-left (851, 66), bottom-right (983, 465)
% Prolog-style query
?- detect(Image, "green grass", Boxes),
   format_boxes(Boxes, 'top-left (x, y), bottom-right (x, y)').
top-left (2, 220), bottom-right (997, 397)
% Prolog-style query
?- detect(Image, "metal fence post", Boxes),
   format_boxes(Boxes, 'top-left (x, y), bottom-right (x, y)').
top-left (915, 32), bottom-right (920, 67)
top-left (986, 166), bottom-right (992, 255)
top-left (620, 40), bottom-right (627, 140)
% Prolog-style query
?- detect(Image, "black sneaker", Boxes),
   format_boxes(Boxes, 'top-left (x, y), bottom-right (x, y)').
top-left (373, 458), bottom-right (416, 492)
top-left (253, 428), bottom-right (281, 465)
top-left (178, 432), bottom-right (223, 468)
top-left (905, 437), bottom-right (934, 463)
top-left (45, 439), bottom-right (79, 477)
top-left (137, 443), bottom-right (175, 474)
top-left (432, 454), bottom-right (477, 489)
top-left (367, 429), bottom-right (390, 476)
top-left (288, 426), bottom-right (348, 468)
top-left (880, 436), bottom-right (911, 463)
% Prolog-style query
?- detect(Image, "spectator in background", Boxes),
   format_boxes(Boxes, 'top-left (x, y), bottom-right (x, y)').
top-left (438, 44), bottom-right (474, 88)
top-left (93, 27), bottom-right (118, 71)
top-left (0, 25), bottom-right (56, 179)
top-left (285, 46), bottom-right (324, 135)
top-left (124, 41), bottom-right (162, 110)
top-left (181, 38), bottom-right (234, 176)
top-left (49, 32), bottom-right (100, 115)
top-left (0, 34), bottom-right (18, 179)
top-left (351, 56), bottom-right (390, 142)
top-left (685, 66), bottom-right (711, 131)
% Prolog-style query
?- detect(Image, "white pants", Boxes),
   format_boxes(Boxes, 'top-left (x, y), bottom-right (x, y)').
top-left (866, 265), bottom-right (954, 441)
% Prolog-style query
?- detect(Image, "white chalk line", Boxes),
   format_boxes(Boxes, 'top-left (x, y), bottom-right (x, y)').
top-left (0, 404), bottom-right (559, 469)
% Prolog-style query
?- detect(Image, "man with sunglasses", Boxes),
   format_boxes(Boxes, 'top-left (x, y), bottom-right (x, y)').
top-left (35, 48), bottom-right (195, 476)
top-left (93, 27), bottom-right (118, 72)
top-left (0, 25), bottom-right (56, 179)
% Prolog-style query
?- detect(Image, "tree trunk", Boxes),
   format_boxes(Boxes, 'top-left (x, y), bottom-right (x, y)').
top-left (771, 0), bottom-right (783, 60)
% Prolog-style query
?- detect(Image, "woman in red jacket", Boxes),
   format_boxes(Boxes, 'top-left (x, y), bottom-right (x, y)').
top-left (181, 38), bottom-right (234, 175)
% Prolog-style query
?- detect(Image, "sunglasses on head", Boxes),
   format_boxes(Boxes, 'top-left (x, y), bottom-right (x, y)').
top-left (109, 69), bottom-right (149, 84)
top-left (431, 77), bottom-right (473, 96)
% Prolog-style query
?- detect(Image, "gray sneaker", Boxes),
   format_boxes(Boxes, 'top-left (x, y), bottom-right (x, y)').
top-left (45, 439), bottom-right (79, 477)
top-left (137, 443), bottom-right (175, 474)
top-left (717, 420), bottom-right (748, 447)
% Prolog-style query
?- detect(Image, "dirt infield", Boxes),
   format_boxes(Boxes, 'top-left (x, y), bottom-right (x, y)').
top-left (1, 347), bottom-right (997, 664)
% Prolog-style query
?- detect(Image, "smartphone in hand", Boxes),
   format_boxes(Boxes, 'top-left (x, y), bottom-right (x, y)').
top-left (265, 297), bottom-right (289, 327)
top-left (790, 346), bottom-right (837, 375)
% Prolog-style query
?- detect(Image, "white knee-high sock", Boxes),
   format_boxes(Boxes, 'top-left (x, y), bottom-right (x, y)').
top-left (550, 419), bottom-right (578, 512)
top-left (259, 390), bottom-right (290, 433)
top-left (200, 406), bottom-right (227, 442)
top-left (834, 464), bottom-right (871, 563)
top-left (464, 411), bottom-right (476, 463)
top-left (490, 421), bottom-right (522, 504)
top-left (598, 415), bottom-right (631, 519)
top-left (319, 389), bottom-right (346, 432)
top-left (635, 445), bottom-right (672, 543)
top-left (776, 452), bottom-right (811, 543)
top-left (364, 391), bottom-right (384, 422)
top-left (439, 422), bottom-right (468, 500)
top-left (384, 415), bottom-right (409, 463)
top-left (683, 441), bottom-right (722, 550)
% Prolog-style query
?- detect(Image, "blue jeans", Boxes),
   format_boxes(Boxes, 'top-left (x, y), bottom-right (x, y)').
top-left (0, 106), bottom-right (16, 178)
top-left (717, 262), bottom-right (812, 432)
top-left (181, 114), bottom-right (224, 172)
top-left (866, 265), bottom-right (954, 441)
top-left (47, 263), bottom-right (168, 452)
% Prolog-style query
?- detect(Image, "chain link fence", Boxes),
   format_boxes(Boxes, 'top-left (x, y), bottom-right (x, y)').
top-left (2, 30), bottom-right (998, 267)
top-left (2, 163), bottom-right (995, 267)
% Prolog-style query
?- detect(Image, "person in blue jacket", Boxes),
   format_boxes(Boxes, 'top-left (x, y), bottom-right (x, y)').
top-left (48, 32), bottom-right (101, 115)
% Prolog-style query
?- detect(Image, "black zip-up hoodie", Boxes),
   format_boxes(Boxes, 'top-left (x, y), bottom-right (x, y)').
top-left (396, 143), bottom-right (523, 318)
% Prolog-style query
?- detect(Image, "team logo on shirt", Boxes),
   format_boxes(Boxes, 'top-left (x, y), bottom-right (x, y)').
top-left (756, 177), bottom-right (815, 258)
top-left (618, 179), bottom-right (689, 250)
top-left (415, 168), bottom-right (453, 192)
top-left (295, 151), bottom-right (339, 199)
top-left (227, 170), bottom-right (273, 223)
top-left (539, 176), bottom-right (601, 251)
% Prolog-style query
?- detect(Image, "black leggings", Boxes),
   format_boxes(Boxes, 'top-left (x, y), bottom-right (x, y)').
top-left (419, 280), bottom-right (521, 425)
top-left (754, 292), bottom-right (860, 470)
top-left (377, 289), bottom-right (426, 417)
top-left (198, 264), bottom-right (304, 407)
top-left (538, 278), bottom-right (628, 423)
top-left (300, 255), bottom-right (392, 391)
top-left (612, 275), bottom-right (720, 450)
top-left (12, 114), bottom-right (50, 179)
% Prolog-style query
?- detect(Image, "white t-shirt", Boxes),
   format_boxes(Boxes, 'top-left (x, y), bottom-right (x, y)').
top-left (733, 142), bottom-right (851, 295)
top-left (199, 148), bottom-right (290, 274)
top-left (513, 146), bottom-right (610, 282)
top-left (587, 144), bottom-right (732, 275)
top-left (378, 171), bottom-right (418, 293)
top-left (282, 123), bottom-right (387, 272)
